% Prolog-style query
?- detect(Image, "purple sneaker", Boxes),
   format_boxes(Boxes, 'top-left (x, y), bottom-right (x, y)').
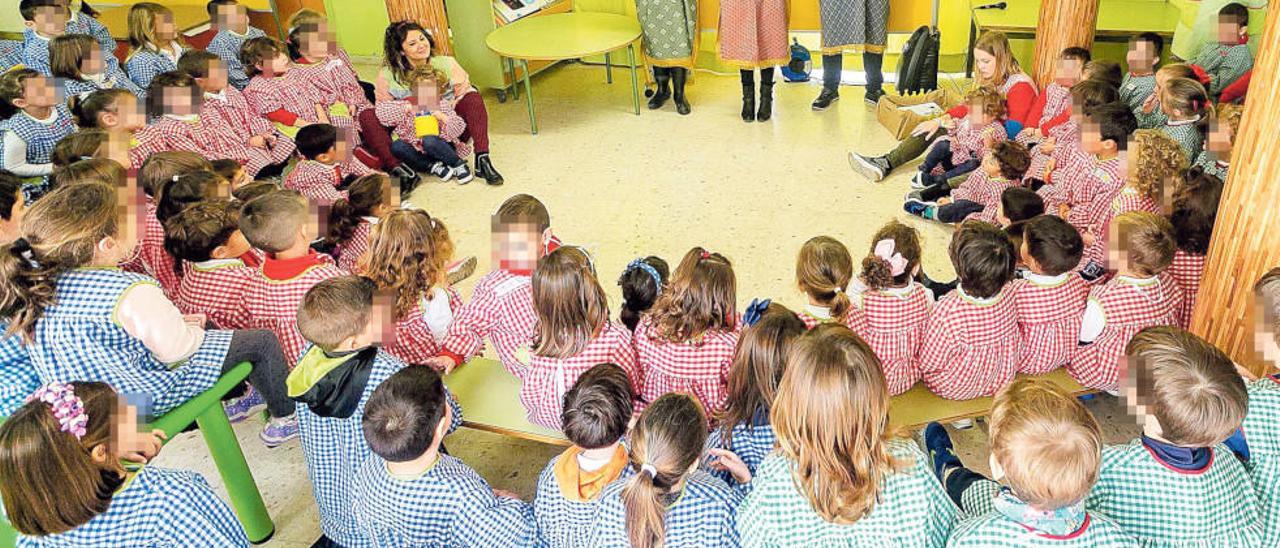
top-left (223, 389), bottom-right (266, 423)
top-left (260, 415), bottom-right (299, 448)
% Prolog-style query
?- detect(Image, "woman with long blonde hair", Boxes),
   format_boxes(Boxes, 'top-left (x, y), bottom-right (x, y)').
top-left (738, 324), bottom-right (957, 545)
top-left (850, 31), bottom-right (1038, 182)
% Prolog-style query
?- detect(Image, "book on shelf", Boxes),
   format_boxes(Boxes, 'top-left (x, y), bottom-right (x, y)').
top-left (494, 0), bottom-right (549, 23)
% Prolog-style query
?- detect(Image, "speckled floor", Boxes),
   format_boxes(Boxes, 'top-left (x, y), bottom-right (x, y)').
top-left (153, 63), bottom-right (1143, 546)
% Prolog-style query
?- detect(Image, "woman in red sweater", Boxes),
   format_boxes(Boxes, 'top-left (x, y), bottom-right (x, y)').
top-left (850, 31), bottom-right (1038, 182)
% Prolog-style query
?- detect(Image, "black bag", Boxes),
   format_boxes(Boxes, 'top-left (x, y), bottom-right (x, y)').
top-left (896, 26), bottom-right (941, 95)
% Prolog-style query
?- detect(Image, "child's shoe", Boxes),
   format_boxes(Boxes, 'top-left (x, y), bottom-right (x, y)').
top-left (849, 152), bottom-right (889, 182)
top-left (223, 388), bottom-right (266, 423)
top-left (428, 162), bottom-right (453, 182)
top-left (923, 422), bottom-right (962, 482)
top-left (452, 163), bottom-right (474, 185)
top-left (951, 418), bottom-right (974, 429)
top-left (910, 171), bottom-right (930, 190)
top-left (904, 199), bottom-right (935, 219)
top-left (260, 414), bottom-right (300, 448)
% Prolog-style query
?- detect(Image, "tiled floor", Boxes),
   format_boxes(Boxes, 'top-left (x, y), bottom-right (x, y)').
top-left (154, 63), bottom-right (1143, 546)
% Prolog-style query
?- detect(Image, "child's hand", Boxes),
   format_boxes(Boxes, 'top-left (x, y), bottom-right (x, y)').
top-left (493, 489), bottom-right (521, 500)
top-left (1142, 93), bottom-right (1159, 114)
top-left (1040, 137), bottom-right (1056, 154)
top-left (706, 448), bottom-right (752, 484)
top-left (248, 135), bottom-right (268, 148)
top-left (122, 429), bottom-right (167, 463)
top-left (1058, 203), bottom-right (1071, 218)
top-left (1082, 228), bottom-right (1096, 246)
top-left (1045, 158), bottom-right (1056, 173)
top-left (424, 356), bottom-right (455, 373)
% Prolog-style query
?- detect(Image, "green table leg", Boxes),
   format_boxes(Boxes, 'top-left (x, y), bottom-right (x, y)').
top-left (521, 59), bottom-right (537, 135)
top-left (196, 406), bottom-right (274, 543)
top-left (506, 57), bottom-right (520, 101)
top-left (605, 52), bottom-right (613, 84)
top-left (628, 44), bottom-right (640, 115)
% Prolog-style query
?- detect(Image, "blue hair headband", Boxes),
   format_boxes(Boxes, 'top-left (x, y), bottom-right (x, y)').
top-left (625, 258), bottom-right (663, 290)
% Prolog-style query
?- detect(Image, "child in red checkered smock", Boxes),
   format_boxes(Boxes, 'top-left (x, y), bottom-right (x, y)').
top-left (431, 194), bottom-right (559, 375)
top-left (633, 247), bottom-right (740, 414)
top-left (380, 66), bottom-right (474, 183)
top-left (1081, 129), bottom-right (1186, 272)
top-left (618, 256), bottom-right (670, 332)
top-left (163, 200), bottom-right (255, 330)
top-left (363, 209), bottom-right (462, 366)
top-left (180, 50), bottom-right (294, 179)
top-left (134, 72), bottom-right (226, 163)
top-left (850, 221), bottom-right (931, 396)
top-left (1168, 167), bottom-right (1223, 329)
top-left (1012, 216), bottom-right (1089, 375)
top-left (914, 86), bottom-right (1008, 190)
top-left (286, 124), bottom-right (374, 206)
top-left (120, 152), bottom-right (213, 300)
top-left (319, 174), bottom-right (393, 273)
top-left (1028, 79), bottom-right (1118, 193)
top-left (1070, 212), bottom-right (1184, 392)
top-left (918, 221), bottom-right (1021, 400)
top-left (907, 142), bottom-right (1031, 226)
top-left (1015, 47), bottom-right (1089, 147)
top-left (237, 190), bottom-right (345, 363)
top-left (519, 247), bottom-right (639, 430)
top-left (287, 20), bottom-right (373, 119)
top-left (1054, 103), bottom-right (1135, 235)
top-left (793, 236), bottom-right (863, 332)
top-left (239, 37), bottom-right (358, 144)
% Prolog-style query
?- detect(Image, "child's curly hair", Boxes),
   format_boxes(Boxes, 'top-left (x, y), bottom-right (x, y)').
top-left (991, 141), bottom-right (1031, 180)
top-left (407, 65), bottom-right (450, 98)
top-left (1130, 129), bottom-right (1189, 200)
top-left (964, 86), bottom-right (1007, 119)
top-left (1214, 103), bottom-right (1243, 145)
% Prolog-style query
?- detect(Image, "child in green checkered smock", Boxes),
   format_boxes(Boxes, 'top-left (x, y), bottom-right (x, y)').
top-left (922, 379), bottom-right (1137, 547)
top-left (1194, 103), bottom-right (1240, 182)
top-left (1155, 78), bottom-right (1209, 161)
top-left (735, 325), bottom-right (956, 547)
top-left (1243, 269), bottom-right (1280, 546)
top-left (1086, 327), bottom-right (1262, 547)
top-left (1135, 64), bottom-right (1196, 130)
top-left (1121, 34), bottom-right (1162, 115)
top-left (1189, 3), bottom-right (1253, 98)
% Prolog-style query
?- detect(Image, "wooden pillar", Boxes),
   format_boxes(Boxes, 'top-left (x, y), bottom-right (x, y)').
top-left (385, 0), bottom-right (453, 55)
top-left (1030, 0), bottom-right (1099, 89)
top-left (1190, 5), bottom-right (1280, 375)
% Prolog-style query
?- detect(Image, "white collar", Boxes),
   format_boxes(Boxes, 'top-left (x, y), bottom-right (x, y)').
top-left (22, 109), bottom-right (59, 124)
top-left (193, 258), bottom-right (245, 269)
top-left (803, 304), bottom-right (832, 320)
top-left (956, 284), bottom-right (1000, 305)
top-left (361, 216), bottom-right (381, 225)
top-left (1115, 274), bottom-right (1158, 286)
top-left (151, 41), bottom-right (183, 61)
top-left (878, 283), bottom-right (916, 297)
top-left (1167, 116), bottom-right (1201, 127)
top-left (1023, 271), bottom-right (1070, 286)
top-left (165, 113), bottom-right (200, 123)
top-left (204, 90), bottom-right (227, 102)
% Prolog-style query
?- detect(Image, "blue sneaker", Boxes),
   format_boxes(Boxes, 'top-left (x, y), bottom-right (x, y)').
top-left (904, 199), bottom-right (932, 218)
top-left (924, 422), bottom-right (962, 482)
top-left (223, 388), bottom-right (266, 423)
top-left (260, 415), bottom-right (299, 448)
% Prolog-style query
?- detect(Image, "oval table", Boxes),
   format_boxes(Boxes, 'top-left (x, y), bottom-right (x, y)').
top-left (486, 12), bottom-right (643, 134)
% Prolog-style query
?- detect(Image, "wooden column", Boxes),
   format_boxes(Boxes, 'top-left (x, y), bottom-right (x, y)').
top-left (1030, 0), bottom-right (1099, 89)
top-left (1190, 5), bottom-right (1280, 376)
top-left (385, 0), bottom-right (453, 55)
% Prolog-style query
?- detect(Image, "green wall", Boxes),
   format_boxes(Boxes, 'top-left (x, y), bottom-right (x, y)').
top-left (324, 0), bottom-right (391, 57)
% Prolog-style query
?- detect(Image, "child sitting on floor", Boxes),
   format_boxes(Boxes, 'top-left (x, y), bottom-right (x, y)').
top-left (1070, 212), bottom-right (1184, 392)
top-left (285, 123), bottom-right (373, 206)
top-left (240, 36), bottom-right (358, 142)
top-left (793, 235), bottom-right (859, 330)
top-left (49, 34), bottom-right (142, 100)
top-left (290, 275), bottom-right (460, 547)
top-left (911, 85), bottom-right (1007, 191)
top-left (179, 50), bottom-right (293, 180)
top-left (351, 366), bottom-right (533, 545)
top-left (1196, 102), bottom-right (1240, 181)
top-left (163, 200), bottom-right (255, 330)
top-left (121, 151), bottom-right (211, 299)
top-left (1012, 215), bottom-right (1088, 375)
top-left (1025, 79), bottom-right (1118, 190)
top-left (850, 220), bottom-right (931, 395)
top-left (1169, 167), bottom-right (1223, 328)
top-left (1016, 47), bottom-right (1089, 146)
top-left (906, 141), bottom-right (1030, 225)
top-left (996, 187), bottom-right (1045, 261)
top-left (320, 173), bottom-right (394, 272)
top-left (1083, 60), bottom-right (1122, 90)
top-left (1156, 77), bottom-right (1209, 161)
top-left (19, 0), bottom-right (116, 77)
top-left (1121, 32), bottom-right (1163, 113)
top-left (133, 71), bottom-right (216, 160)
top-left (533, 363), bottom-right (635, 548)
top-left (205, 0), bottom-right (266, 90)
top-left (68, 88), bottom-right (147, 168)
top-left (123, 3), bottom-right (187, 91)
top-left (520, 246), bottom-right (638, 430)
top-left (1190, 3), bottom-right (1253, 98)
top-left (0, 69), bottom-right (75, 188)
top-left (918, 221), bottom-right (1021, 400)
top-left (924, 379), bottom-right (1135, 545)
top-left (1088, 326), bottom-right (1261, 546)
top-left (1136, 63), bottom-right (1197, 129)
top-left (1245, 270), bottom-right (1280, 546)
top-left (618, 256), bottom-right (669, 332)
top-left (383, 66), bottom-right (473, 185)
top-left (287, 15), bottom-right (372, 123)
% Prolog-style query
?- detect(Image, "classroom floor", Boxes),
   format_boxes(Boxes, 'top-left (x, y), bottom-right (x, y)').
top-left (154, 63), bottom-right (1144, 546)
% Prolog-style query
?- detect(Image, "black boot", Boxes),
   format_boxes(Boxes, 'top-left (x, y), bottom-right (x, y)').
top-left (757, 82), bottom-right (774, 121)
top-left (475, 154), bottom-right (503, 186)
top-left (647, 67), bottom-right (670, 110)
top-left (741, 82), bottom-right (755, 122)
top-left (671, 68), bottom-right (691, 115)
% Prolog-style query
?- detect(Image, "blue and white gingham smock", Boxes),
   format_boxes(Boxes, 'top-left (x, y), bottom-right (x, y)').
top-left (587, 469), bottom-right (742, 547)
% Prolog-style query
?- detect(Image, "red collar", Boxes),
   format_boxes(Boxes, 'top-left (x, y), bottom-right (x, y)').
top-left (263, 251), bottom-right (327, 280)
top-left (505, 268), bottom-right (533, 277)
top-left (1019, 513), bottom-right (1092, 540)
top-left (240, 250), bottom-right (262, 268)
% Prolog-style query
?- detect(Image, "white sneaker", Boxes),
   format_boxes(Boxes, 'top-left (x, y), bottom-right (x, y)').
top-left (910, 171), bottom-right (929, 190)
top-left (950, 418), bottom-right (974, 430)
top-left (428, 162), bottom-right (453, 182)
top-left (453, 164), bottom-right (474, 185)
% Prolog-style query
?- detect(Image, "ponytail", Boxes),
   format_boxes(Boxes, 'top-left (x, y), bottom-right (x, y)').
top-left (618, 256), bottom-right (669, 332)
top-left (323, 174), bottom-right (389, 250)
top-left (796, 236), bottom-right (853, 317)
top-left (621, 467), bottom-right (668, 548)
top-left (620, 393), bottom-right (707, 548)
top-left (0, 238), bottom-right (59, 341)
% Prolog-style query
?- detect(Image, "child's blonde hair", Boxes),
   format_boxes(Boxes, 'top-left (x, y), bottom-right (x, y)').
top-left (1129, 129), bottom-right (1189, 200)
top-left (532, 246), bottom-right (608, 359)
top-left (363, 209), bottom-right (453, 321)
top-left (1113, 211), bottom-right (1176, 276)
top-left (408, 65), bottom-right (450, 97)
top-left (964, 85), bottom-right (1007, 119)
top-left (621, 393), bottom-right (707, 548)
top-left (48, 34), bottom-right (96, 80)
top-left (861, 220), bottom-right (922, 291)
top-left (127, 2), bottom-right (183, 54)
top-left (1160, 77), bottom-right (1209, 119)
top-left (772, 324), bottom-right (900, 524)
top-left (796, 236), bottom-right (853, 319)
top-left (50, 129), bottom-right (109, 168)
top-left (647, 247), bottom-right (736, 343)
top-left (52, 158), bottom-right (126, 189)
top-left (988, 379), bottom-right (1102, 509)
top-left (1214, 103), bottom-right (1244, 145)
top-left (1256, 268), bottom-right (1280, 346)
top-left (1125, 326), bottom-right (1248, 447)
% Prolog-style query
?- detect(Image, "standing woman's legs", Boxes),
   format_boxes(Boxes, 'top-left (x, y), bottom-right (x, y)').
top-left (813, 53), bottom-right (842, 109)
top-left (757, 66), bottom-right (775, 121)
top-left (455, 91), bottom-right (503, 185)
top-left (863, 51), bottom-right (884, 103)
top-left (740, 69), bottom-right (756, 122)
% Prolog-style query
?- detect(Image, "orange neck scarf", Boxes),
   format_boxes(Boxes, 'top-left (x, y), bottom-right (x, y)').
top-left (553, 444), bottom-right (629, 502)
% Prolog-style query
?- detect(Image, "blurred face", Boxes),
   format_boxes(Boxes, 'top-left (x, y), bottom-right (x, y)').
top-left (974, 49), bottom-right (997, 80)
top-left (401, 30), bottom-right (433, 63)
top-left (80, 47), bottom-right (103, 75)
top-left (492, 221), bottom-right (541, 272)
top-left (263, 52), bottom-right (290, 76)
top-left (102, 133), bottom-right (133, 165)
top-left (104, 95), bottom-right (146, 131)
top-left (153, 12), bottom-right (176, 43)
top-left (1217, 15), bottom-right (1244, 44)
top-left (414, 79), bottom-right (440, 110)
top-left (1255, 296), bottom-right (1280, 366)
top-left (1055, 58), bottom-right (1085, 86)
top-left (0, 191), bottom-right (26, 245)
top-left (1126, 41), bottom-right (1157, 74)
top-left (162, 86), bottom-right (198, 116)
top-left (107, 186), bottom-right (142, 262)
top-left (216, 4), bottom-right (250, 34)
top-left (197, 59), bottom-right (229, 93)
top-left (17, 75), bottom-right (58, 109)
top-left (300, 28), bottom-right (333, 61)
top-left (1206, 119), bottom-right (1234, 155)
top-left (981, 152), bottom-right (1001, 178)
top-left (1081, 122), bottom-right (1107, 155)
top-left (25, 6), bottom-right (68, 37)
top-left (967, 101), bottom-right (993, 126)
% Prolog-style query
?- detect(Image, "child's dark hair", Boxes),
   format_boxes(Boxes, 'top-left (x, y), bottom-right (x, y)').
top-left (298, 275), bottom-right (375, 351)
top-left (1070, 78), bottom-right (1120, 108)
top-left (561, 363), bottom-right (634, 450)
top-left (1001, 187), bottom-right (1044, 224)
top-left (1084, 60), bottom-right (1123, 89)
top-left (139, 151), bottom-right (212, 198)
top-left (1086, 102), bottom-right (1139, 151)
top-left (618, 256), bottom-right (669, 331)
top-left (1023, 215), bottom-right (1084, 276)
top-left (621, 393), bottom-right (707, 548)
top-left (145, 71), bottom-right (201, 119)
top-left (1160, 77), bottom-right (1210, 121)
top-left (50, 129), bottom-right (108, 167)
top-left (163, 199), bottom-right (240, 263)
top-left (1059, 47), bottom-right (1091, 64)
top-left (238, 36), bottom-right (285, 77)
top-left (0, 183), bottom-right (120, 339)
top-left (69, 88), bottom-right (135, 128)
top-left (362, 366), bottom-right (449, 462)
top-left (0, 69), bottom-right (40, 119)
top-left (1171, 167), bottom-right (1224, 256)
top-left (210, 159), bottom-right (242, 182)
top-left (991, 141), bottom-right (1031, 180)
top-left (1219, 3), bottom-right (1249, 27)
top-left (949, 220), bottom-right (1017, 299)
top-left (1131, 32), bottom-right (1165, 60)
top-left (0, 381), bottom-right (125, 536)
top-left (0, 172), bottom-right (21, 221)
top-left (492, 193), bottom-right (551, 233)
top-left (796, 236), bottom-right (854, 319)
top-left (207, 0), bottom-right (238, 18)
top-left (861, 220), bottom-right (922, 291)
top-left (157, 171), bottom-right (226, 224)
top-left (1125, 326), bottom-right (1247, 447)
top-left (717, 303), bottom-right (805, 445)
top-left (231, 181), bottom-right (277, 202)
top-left (239, 189), bottom-right (307, 253)
top-left (177, 49), bottom-right (220, 79)
top-left (296, 123), bottom-right (339, 160)
top-left (647, 247), bottom-right (736, 343)
top-left (18, 0), bottom-right (62, 22)
top-left (323, 174), bottom-right (389, 250)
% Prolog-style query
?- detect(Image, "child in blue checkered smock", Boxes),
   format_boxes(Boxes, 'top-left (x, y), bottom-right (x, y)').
top-left (533, 364), bottom-right (636, 548)
top-left (0, 381), bottom-right (249, 547)
top-left (587, 392), bottom-right (741, 547)
top-left (1243, 269), bottom-right (1280, 546)
top-left (122, 3), bottom-right (188, 92)
top-left (19, 1), bottom-right (122, 78)
top-left (351, 366), bottom-right (533, 546)
top-left (737, 325), bottom-right (957, 547)
top-left (0, 70), bottom-right (76, 187)
top-left (49, 34), bottom-right (144, 101)
top-left (1087, 327), bottom-right (1262, 547)
top-left (0, 323), bottom-right (36, 418)
top-left (703, 303), bottom-right (805, 496)
top-left (0, 40), bottom-right (20, 72)
top-left (206, 0), bottom-right (268, 91)
top-left (924, 380), bottom-right (1136, 546)
top-left (289, 276), bottom-right (463, 548)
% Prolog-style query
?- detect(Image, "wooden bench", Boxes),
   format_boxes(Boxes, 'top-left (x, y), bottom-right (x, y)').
top-left (445, 358), bottom-right (1096, 446)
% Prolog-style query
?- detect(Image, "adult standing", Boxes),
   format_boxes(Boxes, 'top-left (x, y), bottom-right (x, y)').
top-left (812, 0), bottom-right (889, 110)
top-left (849, 31), bottom-right (1038, 182)
top-left (636, 0), bottom-right (698, 115)
top-left (719, 0), bottom-right (789, 122)
top-left (367, 21), bottom-right (503, 186)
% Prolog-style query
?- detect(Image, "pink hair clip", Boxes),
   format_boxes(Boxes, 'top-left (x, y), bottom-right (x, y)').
top-left (874, 239), bottom-right (909, 277)
top-left (700, 250), bottom-right (711, 260)
top-left (27, 383), bottom-right (88, 440)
